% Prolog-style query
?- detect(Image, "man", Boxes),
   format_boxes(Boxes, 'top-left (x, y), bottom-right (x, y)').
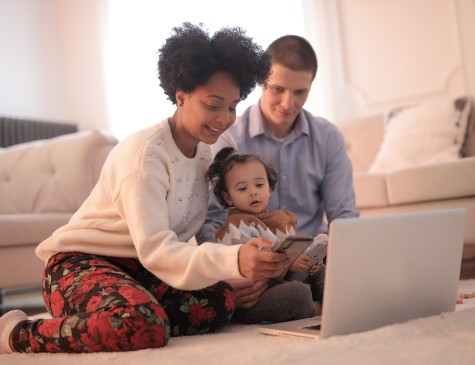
top-left (198, 35), bottom-right (359, 318)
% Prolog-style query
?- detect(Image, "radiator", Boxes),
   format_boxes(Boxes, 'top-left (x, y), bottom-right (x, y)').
top-left (0, 116), bottom-right (78, 148)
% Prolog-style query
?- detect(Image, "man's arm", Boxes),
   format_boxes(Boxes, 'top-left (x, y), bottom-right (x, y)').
top-left (321, 126), bottom-right (360, 223)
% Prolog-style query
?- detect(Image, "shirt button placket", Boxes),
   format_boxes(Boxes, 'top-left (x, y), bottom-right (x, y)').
top-left (279, 146), bottom-right (290, 210)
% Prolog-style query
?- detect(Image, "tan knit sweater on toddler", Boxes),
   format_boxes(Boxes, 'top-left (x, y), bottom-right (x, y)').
top-left (216, 208), bottom-right (297, 245)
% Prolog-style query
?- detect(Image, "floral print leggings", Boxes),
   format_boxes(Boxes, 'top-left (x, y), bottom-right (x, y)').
top-left (10, 252), bottom-right (236, 353)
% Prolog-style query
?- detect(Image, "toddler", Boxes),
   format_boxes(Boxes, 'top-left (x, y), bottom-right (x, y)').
top-left (206, 147), bottom-right (326, 323)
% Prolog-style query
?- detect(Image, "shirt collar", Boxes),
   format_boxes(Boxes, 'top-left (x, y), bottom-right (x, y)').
top-left (248, 102), bottom-right (310, 141)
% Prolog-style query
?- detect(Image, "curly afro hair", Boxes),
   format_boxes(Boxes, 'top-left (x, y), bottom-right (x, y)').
top-left (158, 22), bottom-right (270, 104)
top-left (207, 147), bottom-right (278, 207)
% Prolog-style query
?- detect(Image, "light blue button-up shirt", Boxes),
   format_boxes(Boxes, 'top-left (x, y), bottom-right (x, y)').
top-left (197, 103), bottom-right (359, 243)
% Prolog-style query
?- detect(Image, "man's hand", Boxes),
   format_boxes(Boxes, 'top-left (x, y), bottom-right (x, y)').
top-left (226, 278), bottom-right (268, 309)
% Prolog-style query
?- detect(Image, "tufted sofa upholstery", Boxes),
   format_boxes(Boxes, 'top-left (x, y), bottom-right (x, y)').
top-left (0, 130), bottom-right (118, 289)
top-left (337, 108), bottom-right (475, 258)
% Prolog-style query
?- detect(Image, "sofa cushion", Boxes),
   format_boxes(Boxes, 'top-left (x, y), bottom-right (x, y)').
top-left (0, 130), bottom-right (117, 214)
top-left (353, 173), bottom-right (389, 208)
top-left (354, 156), bottom-right (475, 208)
top-left (369, 96), bottom-right (471, 173)
top-left (386, 156), bottom-right (475, 205)
top-left (0, 213), bottom-right (71, 247)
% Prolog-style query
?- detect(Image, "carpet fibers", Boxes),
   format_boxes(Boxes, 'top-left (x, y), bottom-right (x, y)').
top-left (1, 279), bottom-right (475, 365)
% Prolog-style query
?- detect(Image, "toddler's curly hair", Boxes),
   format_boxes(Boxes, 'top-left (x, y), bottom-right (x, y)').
top-left (207, 147), bottom-right (277, 207)
top-left (158, 22), bottom-right (270, 104)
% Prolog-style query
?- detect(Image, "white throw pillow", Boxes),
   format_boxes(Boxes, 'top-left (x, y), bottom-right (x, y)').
top-left (369, 96), bottom-right (471, 173)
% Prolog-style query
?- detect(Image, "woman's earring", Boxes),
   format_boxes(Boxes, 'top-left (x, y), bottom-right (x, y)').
top-left (178, 101), bottom-right (184, 107)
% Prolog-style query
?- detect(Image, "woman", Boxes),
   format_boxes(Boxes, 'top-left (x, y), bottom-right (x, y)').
top-left (0, 22), bottom-right (289, 354)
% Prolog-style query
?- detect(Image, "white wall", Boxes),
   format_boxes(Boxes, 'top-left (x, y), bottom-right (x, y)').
top-left (103, 0), bottom-right (307, 140)
top-left (1, 0), bottom-right (474, 131)
top-left (0, 0), bottom-right (306, 134)
top-left (0, 0), bottom-right (109, 131)
top-left (310, 0), bottom-right (475, 122)
top-left (0, 0), bottom-right (68, 121)
top-left (56, 0), bottom-right (109, 131)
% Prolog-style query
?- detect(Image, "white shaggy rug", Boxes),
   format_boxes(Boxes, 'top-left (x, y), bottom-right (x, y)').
top-left (1, 279), bottom-right (475, 365)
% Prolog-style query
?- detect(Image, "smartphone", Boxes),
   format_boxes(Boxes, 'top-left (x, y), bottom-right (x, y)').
top-left (272, 235), bottom-right (314, 267)
top-left (306, 234), bottom-right (328, 267)
top-left (286, 234), bottom-right (328, 282)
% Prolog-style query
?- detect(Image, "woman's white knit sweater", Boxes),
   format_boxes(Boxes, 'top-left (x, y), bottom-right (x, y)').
top-left (36, 119), bottom-right (243, 290)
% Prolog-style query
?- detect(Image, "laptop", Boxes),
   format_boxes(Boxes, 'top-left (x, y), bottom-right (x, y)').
top-left (258, 208), bottom-right (466, 340)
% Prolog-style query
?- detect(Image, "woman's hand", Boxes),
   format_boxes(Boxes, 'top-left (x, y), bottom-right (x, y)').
top-left (226, 278), bottom-right (268, 309)
top-left (289, 254), bottom-right (311, 273)
top-left (237, 238), bottom-right (289, 280)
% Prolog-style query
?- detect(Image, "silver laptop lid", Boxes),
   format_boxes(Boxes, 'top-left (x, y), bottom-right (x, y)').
top-left (320, 208), bottom-right (466, 339)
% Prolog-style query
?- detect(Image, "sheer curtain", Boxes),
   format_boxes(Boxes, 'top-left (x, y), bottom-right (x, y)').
top-left (104, 0), bottom-right (324, 139)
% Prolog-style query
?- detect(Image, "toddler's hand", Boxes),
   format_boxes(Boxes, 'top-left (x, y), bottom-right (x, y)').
top-left (289, 254), bottom-right (311, 272)
top-left (309, 260), bottom-right (323, 275)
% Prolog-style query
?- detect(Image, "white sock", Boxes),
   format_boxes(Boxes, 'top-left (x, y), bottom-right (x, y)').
top-left (0, 310), bottom-right (28, 354)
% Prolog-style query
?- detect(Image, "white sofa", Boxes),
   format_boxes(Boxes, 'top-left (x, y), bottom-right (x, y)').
top-left (337, 97), bottom-right (475, 258)
top-left (0, 130), bottom-right (118, 290)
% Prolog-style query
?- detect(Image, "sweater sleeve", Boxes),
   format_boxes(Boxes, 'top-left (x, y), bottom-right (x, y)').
top-left (115, 169), bottom-right (244, 290)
